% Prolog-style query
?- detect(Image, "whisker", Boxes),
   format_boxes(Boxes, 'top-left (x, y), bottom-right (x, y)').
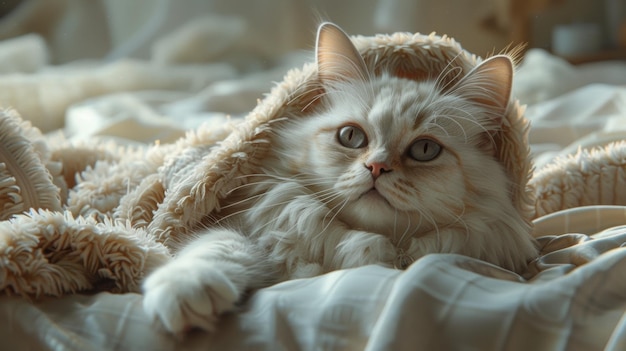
top-left (397, 209), bottom-right (422, 250)
top-left (443, 105), bottom-right (495, 131)
top-left (300, 90), bottom-right (330, 112)
top-left (225, 177), bottom-right (336, 197)
top-left (432, 114), bottom-right (469, 142)
top-left (214, 197), bottom-right (295, 226)
top-left (393, 209), bottom-right (398, 239)
top-left (316, 195), bottom-right (349, 239)
top-left (432, 106), bottom-right (498, 149)
top-left (287, 82), bottom-right (324, 106)
top-left (417, 207), bottom-right (440, 247)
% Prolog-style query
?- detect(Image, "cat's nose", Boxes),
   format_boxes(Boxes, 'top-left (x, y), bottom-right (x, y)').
top-left (365, 162), bottom-right (392, 179)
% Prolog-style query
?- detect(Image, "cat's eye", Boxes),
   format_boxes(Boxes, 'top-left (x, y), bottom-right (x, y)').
top-left (409, 139), bottom-right (442, 162)
top-left (337, 125), bottom-right (367, 149)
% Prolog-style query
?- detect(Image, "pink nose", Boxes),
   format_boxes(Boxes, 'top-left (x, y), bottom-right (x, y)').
top-left (366, 162), bottom-right (392, 179)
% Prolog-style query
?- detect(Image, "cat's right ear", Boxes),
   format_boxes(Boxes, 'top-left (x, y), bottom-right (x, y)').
top-left (450, 55), bottom-right (514, 115)
top-left (316, 22), bottom-right (369, 83)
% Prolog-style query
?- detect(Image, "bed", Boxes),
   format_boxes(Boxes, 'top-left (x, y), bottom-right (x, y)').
top-left (2, 2), bottom-right (626, 350)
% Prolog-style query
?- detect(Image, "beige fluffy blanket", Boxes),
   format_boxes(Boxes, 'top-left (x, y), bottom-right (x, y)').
top-left (1, 31), bottom-right (626, 298)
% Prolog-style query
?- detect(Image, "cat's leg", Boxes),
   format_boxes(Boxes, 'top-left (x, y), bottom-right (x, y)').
top-left (332, 230), bottom-right (397, 269)
top-left (142, 228), bottom-right (275, 334)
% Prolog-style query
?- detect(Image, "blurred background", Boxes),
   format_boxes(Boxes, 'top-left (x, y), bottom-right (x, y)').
top-left (0, 0), bottom-right (624, 65)
top-left (0, 0), bottom-right (624, 148)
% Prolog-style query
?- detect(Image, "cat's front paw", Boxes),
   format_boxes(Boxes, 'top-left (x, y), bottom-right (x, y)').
top-left (334, 231), bottom-right (396, 269)
top-left (142, 262), bottom-right (239, 334)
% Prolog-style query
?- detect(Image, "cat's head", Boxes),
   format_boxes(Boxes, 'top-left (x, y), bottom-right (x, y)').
top-left (281, 23), bottom-right (516, 237)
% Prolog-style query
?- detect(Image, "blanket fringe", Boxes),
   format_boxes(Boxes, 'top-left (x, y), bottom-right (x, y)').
top-left (0, 209), bottom-right (170, 297)
top-left (531, 141), bottom-right (626, 218)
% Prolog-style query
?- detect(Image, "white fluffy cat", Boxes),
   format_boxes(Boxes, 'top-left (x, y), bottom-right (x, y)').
top-left (142, 22), bottom-right (538, 334)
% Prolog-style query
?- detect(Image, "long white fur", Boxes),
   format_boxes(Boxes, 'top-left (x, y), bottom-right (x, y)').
top-left (142, 22), bottom-right (538, 335)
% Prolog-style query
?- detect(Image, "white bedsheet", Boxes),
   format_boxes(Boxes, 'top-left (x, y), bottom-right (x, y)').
top-left (3, 238), bottom-right (626, 351)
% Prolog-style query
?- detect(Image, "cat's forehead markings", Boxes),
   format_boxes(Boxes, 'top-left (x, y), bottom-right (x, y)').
top-left (369, 78), bottom-right (434, 130)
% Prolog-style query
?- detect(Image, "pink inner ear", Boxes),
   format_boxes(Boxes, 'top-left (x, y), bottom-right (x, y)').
top-left (316, 23), bottom-right (369, 83)
top-left (458, 55), bottom-right (514, 111)
top-left (442, 55), bottom-right (513, 117)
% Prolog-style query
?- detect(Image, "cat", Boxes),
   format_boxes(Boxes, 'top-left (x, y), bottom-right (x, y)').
top-left (142, 22), bottom-right (538, 334)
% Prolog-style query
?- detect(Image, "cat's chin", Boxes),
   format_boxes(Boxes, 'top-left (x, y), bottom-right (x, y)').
top-left (338, 188), bottom-right (402, 234)
top-left (358, 188), bottom-right (392, 207)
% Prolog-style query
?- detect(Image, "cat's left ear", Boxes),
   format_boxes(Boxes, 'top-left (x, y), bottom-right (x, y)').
top-left (316, 22), bottom-right (369, 83)
top-left (450, 55), bottom-right (513, 114)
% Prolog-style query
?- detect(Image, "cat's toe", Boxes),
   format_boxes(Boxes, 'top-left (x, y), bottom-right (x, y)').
top-left (335, 231), bottom-right (396, 268)
top-left (142, 266), bottom-right (240, 334)
top-left (142, 280), bottom-right (215, 334)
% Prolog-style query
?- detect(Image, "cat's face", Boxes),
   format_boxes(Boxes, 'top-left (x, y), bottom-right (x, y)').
top-left (299, 76), bottom-right (497, 235)
top-left (280, 23), bottom-right (514, 238)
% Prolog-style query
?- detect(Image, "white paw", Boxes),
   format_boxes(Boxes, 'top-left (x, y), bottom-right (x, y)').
top-left (142, 261), bottom-right (239, 334)
top-left (335, 231), bottom-right (396, 268)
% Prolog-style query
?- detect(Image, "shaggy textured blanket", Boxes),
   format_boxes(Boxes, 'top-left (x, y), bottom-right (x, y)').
top-left (1, 30), bottom-right (626, 298)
